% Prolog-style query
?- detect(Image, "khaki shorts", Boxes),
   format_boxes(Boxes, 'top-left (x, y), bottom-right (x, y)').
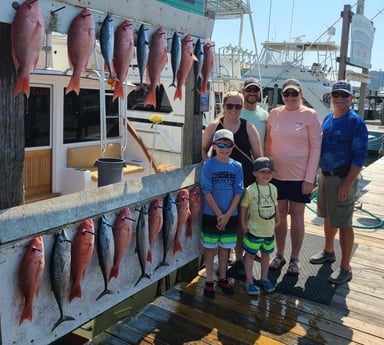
top-left (317, 174), bottom-right (358, 228)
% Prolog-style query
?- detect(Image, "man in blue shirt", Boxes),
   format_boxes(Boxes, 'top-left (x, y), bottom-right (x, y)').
top-left (310, 80), bottom-right (368, 285)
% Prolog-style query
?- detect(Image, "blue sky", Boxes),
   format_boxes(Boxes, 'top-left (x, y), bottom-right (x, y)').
top-left (211, 0), bottom-right (384, 71)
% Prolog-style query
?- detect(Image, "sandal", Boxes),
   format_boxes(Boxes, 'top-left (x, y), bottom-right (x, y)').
top-left (287, 258), bottom-right (300, 275)
top-left (269, 255), bottom-right (286, 270)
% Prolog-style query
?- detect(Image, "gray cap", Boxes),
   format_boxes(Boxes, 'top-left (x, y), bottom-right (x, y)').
top-left (242, 77), bottom-right (261, 90)
top-left (213, 129), bottom-right (234, 143)
top-left (282, 78), bottom-right (301, 93)
top-left (332, 80), bottom-right (353, 95)
top-left (253, 157), bottom-right (275, 172)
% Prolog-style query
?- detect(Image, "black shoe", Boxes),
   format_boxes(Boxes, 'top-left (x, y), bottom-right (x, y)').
top-left (310, 250), bottom-right (336, 265)
top-left (218, 278), bottom-right (234, 295)
top-left (203, 281), bottom-right (215, 298)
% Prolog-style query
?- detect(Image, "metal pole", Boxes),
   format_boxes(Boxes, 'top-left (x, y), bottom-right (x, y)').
top-left (357, 0), bottom-right (367, 118)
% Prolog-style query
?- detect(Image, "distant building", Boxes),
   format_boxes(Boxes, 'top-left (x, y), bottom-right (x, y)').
top-left (368, 70), bottom-right (384, 91)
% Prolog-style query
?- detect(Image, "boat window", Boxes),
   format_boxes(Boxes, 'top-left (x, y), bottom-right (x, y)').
top-left (25, 87), bottom-right (51, 147)
top-left (127, 84), bottom-right (172, 113)
top-left (63, 89), bottom-right (119, 143)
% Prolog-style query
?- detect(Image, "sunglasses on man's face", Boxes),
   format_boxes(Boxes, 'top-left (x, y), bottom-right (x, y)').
top-left (225, 103), bottom-right (242, 110)
top-left (331, 92), bottom-right (350, 98)
top-left (215, 142), bottom-right (234, 149)
top-left (282, 90), bottom-right (300, 97)
top-left (245, 87), bottom-right (260, 93)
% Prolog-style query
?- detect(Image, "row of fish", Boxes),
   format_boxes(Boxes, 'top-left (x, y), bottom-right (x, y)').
top-left (10, 0), bottom-right (216, 104)
top-left (17, 186), bottom-right (201, 331)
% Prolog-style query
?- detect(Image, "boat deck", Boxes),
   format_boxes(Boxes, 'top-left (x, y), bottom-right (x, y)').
top-left (86, 158), bottom-right (384, 345)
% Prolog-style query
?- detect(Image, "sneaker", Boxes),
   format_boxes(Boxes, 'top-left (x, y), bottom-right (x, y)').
top-left (328, 267), bottom-right (352, 285)
top-left (245, 283), bottom-right (260, 296)
top-left (203, 281), bottom-right (215, 298)
top-left (261, 279), bottom-right (275, 293)
top-left (218, 278), bottom-right (234, 295)
top-left (309, 250), bottom-right (336, 264)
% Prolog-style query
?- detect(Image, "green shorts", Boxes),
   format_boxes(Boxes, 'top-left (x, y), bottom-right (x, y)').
top-left (317, 174), bottom-right (358, 228)
top-left (201, 214), bottom-right (238, 249)
top-left (242, 233), bottom-right (275, 255)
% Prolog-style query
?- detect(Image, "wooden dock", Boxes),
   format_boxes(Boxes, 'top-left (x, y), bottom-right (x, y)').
top-left (86, 158), bottom-right (384, 345)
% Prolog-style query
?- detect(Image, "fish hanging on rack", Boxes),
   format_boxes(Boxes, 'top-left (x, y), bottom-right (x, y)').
top-left (18, 236), bottom-right (45, 325)
top-left (193, 38), bottom-right (204, 92)
top-left (173, 189), bottom-right (191, 254)
top-left (200, 41), bottom-right (215, 94)
top-left (11, 0), bottom-right (45, 98)
top-left (174, 34), bottom-right (197, 101)
top-left (99, 13), bottom-right (115, 81)
top-left (147, 197), bottom-right (164, 263)
top-left (144, 27), bottom-right (168, 107)
top-left (66, 8), bottom-right (96, 95)
top-left (136, 24), bottom-right (149, 89)
top-left (186, 185), bottom-right (201, 238)
top-left (135, 204), bottom-right (151, 286)
top-left (112, 20), bottom-right (134, 102)
top-left (170, 32), bottom-right (181, 88)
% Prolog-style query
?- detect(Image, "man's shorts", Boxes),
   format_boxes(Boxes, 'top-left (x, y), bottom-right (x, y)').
top-left (317, 174), bottom-right (358, 228)
top-left (271, 179), bottom-right (311, 203)
top-left (200, 214), bottom-right (238, 249)
top-left (242, 232), bottom-right (275, 255)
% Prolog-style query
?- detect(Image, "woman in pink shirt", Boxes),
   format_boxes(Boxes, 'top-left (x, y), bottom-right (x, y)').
top-left (265, 79), bottom-right (322, 274)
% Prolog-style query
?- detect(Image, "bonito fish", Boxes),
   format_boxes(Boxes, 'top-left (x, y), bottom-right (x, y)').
top-left (66, 8), bottom-right (96, 95)
top-left (136, 24), bottom-right (149, 88)
top-left (50, 230), bottom-right (75, 332)
top-left (18, 236), bottom-right (45, 325)
top-left (135, 204), bottom-right (151, 286)
top-left (169, 32), bottom-right (181, 88)
top-left (11, 0), bottom-right (45, 97)
top-left (99, 14), bottom-right (114, 80)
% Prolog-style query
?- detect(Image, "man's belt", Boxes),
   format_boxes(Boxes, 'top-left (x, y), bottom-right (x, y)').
top-left (321, 166), bottom-right (350, 177)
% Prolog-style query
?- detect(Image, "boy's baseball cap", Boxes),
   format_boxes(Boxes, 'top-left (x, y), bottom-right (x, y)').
top-left (332, 80), bottom-right (353, 95)
top-left (253, 157), bottom-right (275, 172)
top-left (213, 129), bottom-right (234, 143)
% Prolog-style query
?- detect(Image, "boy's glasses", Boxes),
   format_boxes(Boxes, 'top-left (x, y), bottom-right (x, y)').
top-left (215, 143), bottom-right (234, 149)
top-left (282, 90), bottom-right (300, 97)
top-left (331, 92), bottom-right (350, 98)
top-left (244, 87), bottom-right (260, 93)
top-left (225, 103), bottom-right (242, 110)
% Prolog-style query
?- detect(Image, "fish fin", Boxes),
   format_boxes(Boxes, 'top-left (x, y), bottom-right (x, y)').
top-left (14, 75), bottom-right (30, 98)
top-left (155, 260), bottom-right (169, 271)
top-left (144, 88), bottom-right (156, 107)
top-left (134, 273), bottom-right (151, 287)
top-left (173, 240), bottom-right (182, 254)
top-left (174, 87), bottom-right (182, 101)
top-left (96, 288), bottom-right (113, 301)
top-left (199, 83), bottom-right (207, 94)
top-left (65, 75), bottom-right (80, 95)
top-left (192, 53), bottom-right (198, 62)
top-left (147, 250), bottom-right (152, 263)
top-left (109, 265), bottom-right (119, 280)
top-left (51, 315), bottom-right (75, 332)
top-left (19, 304), bottom-right (33, 325)
top-left (69, 284), bottom-right (81, 302)
top-left (169, 82), bottom-right (177, 88)
top-left (112, 82), bottom-right (124, 102)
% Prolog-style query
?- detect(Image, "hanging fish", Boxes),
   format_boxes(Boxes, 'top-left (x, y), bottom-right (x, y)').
top-left (144, 27), bottom-right (168, 107)
top-left (69, 219), bottom-right (95, 302)
top-left (200, 41), bottom-right (216, 94)
top-left (11, 0), bottom-right (45, 97)
top-left (96, 215), bottom-right (115, 300)
top-left (136, 24), bottom-right (149, 89)
top-left (99, 13), bottom-right (114, 80)
top-left (135, 204), bottom-right (151, 286)
top-left (174, 34), bottom-right (197, 101)
top-left (147, 198), bottom-right (163, 263)
top-left (109, 207), bottom-right (133, 280)
top-left (50, 230), bottom-right (75, 332)
top-left (173, 189), bottom-right (191, 254)
top-left (186, 185), bottom-right (201, 238)
top-left (66, 8), bottom-right (96, 95)
top-left (193, 38), bottom-right (204, 92)
top-left (112, 20), bottom-right (134, 102)
top-left (18, 236), bottom-right (45, 325)
top-left (155, 193), bottom-right (177, 270)
top-left (169, 32), bottom-right (181, 88)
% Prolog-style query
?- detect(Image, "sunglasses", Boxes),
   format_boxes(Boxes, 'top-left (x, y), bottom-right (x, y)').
top-left (245, 87), bottom-right (260, 93)
top-left (225, 103), bottom-right (242, 110)
top-left (282, 90), bottom-right (300, 97)
top-left (331, 92), bottom-right (351, 98)
top-left (215, 142), bottom-right (234, 149)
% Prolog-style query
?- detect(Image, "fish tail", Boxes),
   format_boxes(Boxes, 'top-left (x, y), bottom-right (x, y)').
top-left (199, 83), bottom-right (207, 94)
top-left (65, 75), bottom-right (80, 95)
top-left (169, 82), bottom-right (177, 88)
top-left (155, 260), bottom-right (169, 271)
top-left (173, 240), bottom-right (182, 254)
top-left (113, 82), bottom-right (124, 102)
top-left (19, 304), bottom-right (33, 325)
top-left (96, 288), bottom-right (113, 301)
top-left (174, 87), bottom-right (182, 101)
top-left (109, 265), bottom-right (119, 280)
top-left (14, 74), bottom-right (30, 98)
top-left (51, 315), bottom-right (75, 332)
top-left (68, 284), bottom-right (82, 302)
top-left (144, 88), bottom-right (156, 107)
top-left (147, 250), bottom-right (152, 263)
top-left (134, 272), bottom-right (151, 287)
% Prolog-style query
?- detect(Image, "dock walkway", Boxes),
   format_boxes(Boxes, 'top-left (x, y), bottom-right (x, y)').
top-left (87, 158), bottom-right (384, 345)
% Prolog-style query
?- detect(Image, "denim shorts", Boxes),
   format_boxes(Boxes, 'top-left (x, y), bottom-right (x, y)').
top-left (271, 179), bottom-right (311, 203)
top-left (242, 232), bottom-right (275, 255)
top-left (317, 174), bottom-right (358, 227)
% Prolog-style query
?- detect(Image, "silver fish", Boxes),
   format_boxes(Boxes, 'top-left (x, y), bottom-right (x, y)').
top-left (96, 215), bottom-right (115, 300)
top-left (155, 193), bottom-right (177, 270)
top-left (193, 38), bottom-right (204, 91)
top-left (99, 14), bottom-right (114, 80)
top-left (170, 32), bottom-right (181, 88)
top-left (50, 229), bottom-right (75, 332)
top-left (135, 204), bottom-right (151, 286)
top-left (136, 24), bottom-right (149, 88)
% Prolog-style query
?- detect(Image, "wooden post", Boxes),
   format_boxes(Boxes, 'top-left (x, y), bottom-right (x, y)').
top-left (338, 5), bottom-right (352, 80)
top-left (357, 0), bottom-right (368, 118)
